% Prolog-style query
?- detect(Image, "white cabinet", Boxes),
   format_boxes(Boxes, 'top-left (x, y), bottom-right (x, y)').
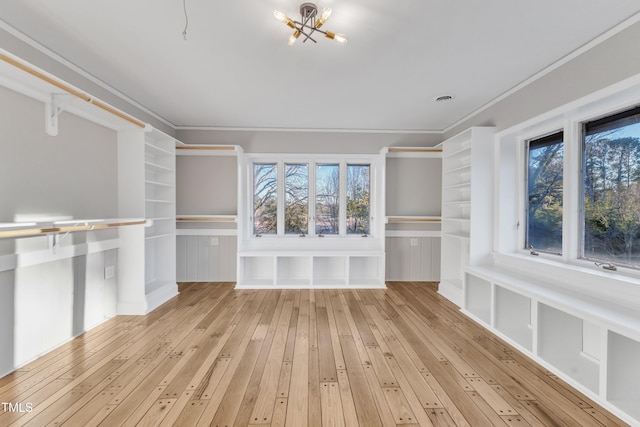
top-left (236, 252), bottom-right (385, 288)
top-left (464, 264), bottom-right (640, 426)
top-left (440, 127), bottom-right (494, 305)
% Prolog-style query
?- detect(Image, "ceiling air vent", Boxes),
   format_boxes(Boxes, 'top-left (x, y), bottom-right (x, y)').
top-left (435, 94), bottom-right (454, 102)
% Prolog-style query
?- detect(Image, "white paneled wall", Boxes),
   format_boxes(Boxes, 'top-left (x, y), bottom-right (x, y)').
top-left (385, 237), bottom-right (441, 281)
top-left (176, 235), bottom-right (237, 282)
top-left (0, 249), bottom-right (118, 377)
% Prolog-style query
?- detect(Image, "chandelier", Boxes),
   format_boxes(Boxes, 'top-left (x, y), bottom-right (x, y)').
top-left (273, 3), bottom-right (348, 46)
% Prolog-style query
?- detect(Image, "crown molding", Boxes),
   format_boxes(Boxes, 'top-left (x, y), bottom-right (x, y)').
top-left (174, 125), bottom-right (443, 134)
top-left (443, 11), bottom-right (640, 134)
top-left (0, 19), bottom-right (175, 129)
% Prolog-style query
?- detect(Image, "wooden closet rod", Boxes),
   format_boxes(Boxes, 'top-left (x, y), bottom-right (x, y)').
top-left (387, 147), bottom-right (443, 153)
top-left (387, 217), bottom-right (442, 223)
top-left (176, 146), bottom-right (236, 151)
top-left (0, 219), bottom-right (147, 239)
top-left (0, 53), bottom-right (146, 129)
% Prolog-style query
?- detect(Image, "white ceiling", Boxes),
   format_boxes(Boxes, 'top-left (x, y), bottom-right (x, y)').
top-left (1, 1), bottom-right (640, 132)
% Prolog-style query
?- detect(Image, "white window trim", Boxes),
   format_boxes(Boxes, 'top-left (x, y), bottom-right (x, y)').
top-left (244, 153), bottom-right (381, 240)
top-left (497, 72), bottom-right (640, 282)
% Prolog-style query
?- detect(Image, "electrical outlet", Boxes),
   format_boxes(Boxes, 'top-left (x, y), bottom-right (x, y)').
top-left (105, 265), bottom-right (115, 279)
top-left (211, 237), bottom-right (219, 246)
top-left (410, 238), bottom-right (419, 247)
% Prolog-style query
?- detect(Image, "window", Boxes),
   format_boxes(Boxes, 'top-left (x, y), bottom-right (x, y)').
top-left (582, 106), bottom-right (640, 268)
top-left (315, 164), bottom-right (339, 235)
top-left (285, 163), bottom-right (309, 234)
top-left (250, 159), bottom-right (374, 237)
top-left (526, 132), bottom-right (563, 255)
top-left (253, 163), bottom-right (277, 235)
top-left (347, 164), bottom-right (370, 235)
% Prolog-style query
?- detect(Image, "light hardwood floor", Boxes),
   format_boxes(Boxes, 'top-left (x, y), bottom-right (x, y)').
top-left (0, 282), bottom-right (629, 426)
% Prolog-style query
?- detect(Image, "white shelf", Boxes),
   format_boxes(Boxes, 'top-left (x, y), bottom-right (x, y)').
top-left (145, 161), bottom-right (174, 173)
top-left (145, 199), bottom-right (174, 204)
top-left (464, 273), bottom-right (492, 325)
top-left (608, 332), bottom-right (640, 421)
top-left (237, 252), bottom-right (384, 288)
top-left (494, 285), bottom-right (533, 351)
top-left (176, 215), bottom-right (237, 223)
top-left (175, 144), bottom-right (240, 156)
top-left (538, 303), bottom-right (600, 393)
top-left (145, 180), bottom-right (174, 188)
top-left (145, 141), bottom-right (174, 156)
top-left (444, 143), bottom-right (471, 158)
top-left (145, 233), bottom-right (174, 240)
top-left (442, 232), bottom-right (470, 240)
top-left (385, 216), bottom-right (441, 224)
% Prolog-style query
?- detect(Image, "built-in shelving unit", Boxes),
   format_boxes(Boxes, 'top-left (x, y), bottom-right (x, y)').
top-left (144, 131), bottom-right (177, 303)
top-left (175, 145), bottom-right (241, 282)
top-left (237, 251), bottom-right (385, 288)
top-left (236, 151), bottom-right (385, 288)
top-left (383, 147), bottom-right (442, 282)
top-left (463, 263), bottom-right (640, 425)
top-left (439, 127), bottom-right (494, 305)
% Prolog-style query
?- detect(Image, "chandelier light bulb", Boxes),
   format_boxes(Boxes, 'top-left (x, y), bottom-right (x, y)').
top-left (325, 31), bottom-right (348, 44)
top-left (273, 10), bottom-right (287, 22)
top-left (288, 29), bottom-right (301, 46)
top-left (315, 8), bottom-right (332, 28)
top-left (274, 10), bottom-right (296, 28)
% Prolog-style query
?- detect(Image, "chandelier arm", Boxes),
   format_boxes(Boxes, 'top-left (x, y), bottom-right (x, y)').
top-left (298, 21), bottom-right (327, 35)
top-left (297, 28), bottom-right (318, 43)
top-left (301, 27), bottom-right (318, 43)
top-left (293, 20), bottom-right (320, 42)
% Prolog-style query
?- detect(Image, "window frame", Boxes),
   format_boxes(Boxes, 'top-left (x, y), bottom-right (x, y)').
top-left (246, 154), bottom-right (378, 239)
top-left (579, 106), bottom-right (640, 269)
top-left (511, 98), bottom-right (640, 277)
top-left (525, 131), bottom-right (564, 256)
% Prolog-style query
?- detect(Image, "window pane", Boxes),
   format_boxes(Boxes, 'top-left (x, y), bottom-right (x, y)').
top-left (527, 132), bottom-right (563, 254)
top-left (253, 163), bottom-right (277, 235)
top-left (583, 107), bottom-right (640, 268)
top-left (285, 163), bottom-right (308, 234)
top-left (315, 164), bottom-right (339, 235)
top-left (347, 164), bottom-right (370, 235)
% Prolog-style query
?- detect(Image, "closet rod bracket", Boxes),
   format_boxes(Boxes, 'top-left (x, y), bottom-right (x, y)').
top-left (44, 94), bottom-right (69, 137)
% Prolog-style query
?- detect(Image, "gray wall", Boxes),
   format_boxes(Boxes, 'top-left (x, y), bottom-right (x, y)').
top-left (386, 157), bottom-right (442, 216)
top-left (176, 156), bottom-right (237, 215)
top-left (445, 19), bottom-right (640, 137)
top-left (0, 86), bottom-right (118, 221)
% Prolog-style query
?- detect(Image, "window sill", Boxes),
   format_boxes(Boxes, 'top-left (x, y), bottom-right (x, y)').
top-left (490, 251), bottom-right (640, 312)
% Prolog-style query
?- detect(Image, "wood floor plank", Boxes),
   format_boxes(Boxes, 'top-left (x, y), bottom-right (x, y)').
top-left (316, 307), bottom-right (338, 382)
top-left (381, 386), bottom-right (418, 425)
top-left (323, 291), bottom-right (347, 371)
top-left (336, 369), bottom-right (360, 427)
top-left (286, 290), bottom-right (310, 427)
top-left (341, 335), bottom-right (383, 427)
top-left (250, 298), bottom-right (294, 424)
top-left (320, 382), bottom-right (345, 427)
top-left (0, 282), bottom-right (630, 427)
